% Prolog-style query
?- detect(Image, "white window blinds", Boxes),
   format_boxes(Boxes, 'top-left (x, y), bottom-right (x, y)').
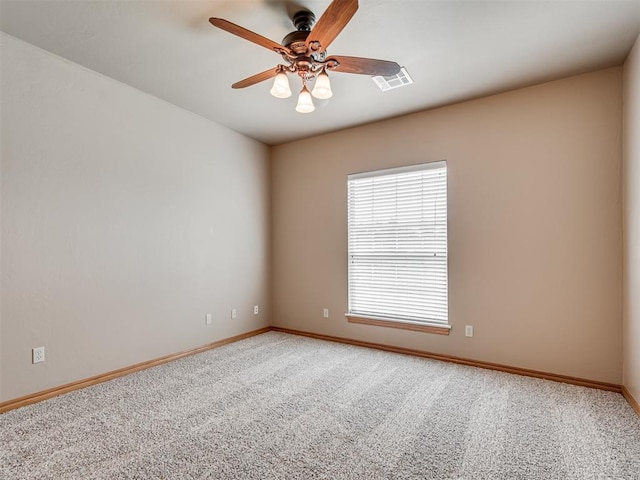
top-left (347, 161), bottom-right (448, 325)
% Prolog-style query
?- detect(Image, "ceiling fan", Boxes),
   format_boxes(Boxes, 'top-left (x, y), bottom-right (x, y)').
top-left (209, 0), bottom-right (402, 113)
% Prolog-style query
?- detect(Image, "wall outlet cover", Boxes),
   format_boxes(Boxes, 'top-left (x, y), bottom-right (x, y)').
top-left (33, 347), bottom-right (45, 364)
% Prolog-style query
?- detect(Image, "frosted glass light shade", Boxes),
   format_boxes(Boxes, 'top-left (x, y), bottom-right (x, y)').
top-left (312, 71), bottom-right (333, 99)
top-left (270, 72), bottom-right (292, 98)
top-left (295, 85), bottom-right (315, 113)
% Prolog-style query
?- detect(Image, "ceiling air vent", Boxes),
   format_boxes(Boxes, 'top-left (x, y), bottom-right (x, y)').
top-left (372, 67), bottom-right (413, 92)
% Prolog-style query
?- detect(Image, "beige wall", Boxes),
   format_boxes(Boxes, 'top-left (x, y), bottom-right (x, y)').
top-left (623, 34), bottom-right (640, 402)
top-left (271, 67), bottom-right (623, 384)
top-left (0, 34), bottom-right (271, 402)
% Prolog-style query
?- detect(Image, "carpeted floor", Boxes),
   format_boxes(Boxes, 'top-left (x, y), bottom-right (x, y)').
top-left (1, 331), bottom-right (639, 479)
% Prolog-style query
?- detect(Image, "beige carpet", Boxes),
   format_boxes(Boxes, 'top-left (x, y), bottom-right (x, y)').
top-left (1, 331), bottom-right (639, 479)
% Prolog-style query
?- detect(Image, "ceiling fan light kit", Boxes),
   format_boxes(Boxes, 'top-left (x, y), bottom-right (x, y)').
top-left (295, 83), bottom-right (316, 113)
top-left (311, 70), bottom-right (333, 100)
top-left (269, 70), bottom-right (292, 99)
top-left (209, 0), bottom-right (401, 114)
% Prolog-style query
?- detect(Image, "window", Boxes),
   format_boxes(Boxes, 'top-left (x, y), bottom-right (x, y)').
top-left (346, 161), bottom-right (449, 334)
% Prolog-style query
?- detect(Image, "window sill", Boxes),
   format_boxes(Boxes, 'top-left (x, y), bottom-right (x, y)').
top-left (345, 314), bottom-right (451, 335)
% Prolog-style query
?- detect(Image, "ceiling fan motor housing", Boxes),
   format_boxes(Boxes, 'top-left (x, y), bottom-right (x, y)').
top-left (281, 9), bottom-right (328, 72)
top-left (283, 10), bottom-right (318, 55)
top-left (282, 30), bottom-right (310, 54)
top-left (292, 10), bottom-right (315, 31)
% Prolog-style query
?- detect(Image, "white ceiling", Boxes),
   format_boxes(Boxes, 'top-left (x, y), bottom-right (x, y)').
top-left (1, 0), bottom-right (639, 145)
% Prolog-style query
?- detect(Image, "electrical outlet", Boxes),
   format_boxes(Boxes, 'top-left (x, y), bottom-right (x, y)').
top-left (253, 305), bottom-right (259, 315)
top-left (32, 347), bottom-right (45, 364)
top-left (205, 313), bottom-right (212, 325)
top-left (231, 308), bottom-right (237, 319)
top-left (465, 325), bottom-right (474, 337)
top-left (323, 308), bottom-right (329, 318)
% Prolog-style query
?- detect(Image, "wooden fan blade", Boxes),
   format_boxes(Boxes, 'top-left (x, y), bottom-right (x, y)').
top-left (305, 0), bottom-right (358, 52)
top-left (209, 18), bottom-right (291, 55)
top-left (232, 67), bottom-right (280, 89)
top-left (326, 56), bottom-right (402, 76)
